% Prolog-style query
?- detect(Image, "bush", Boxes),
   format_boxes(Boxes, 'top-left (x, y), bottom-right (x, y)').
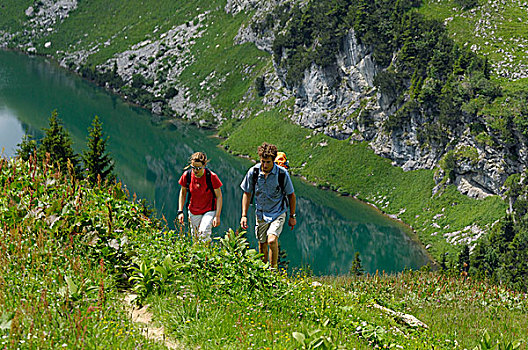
top-left (454, 0), bottom-right (479, 10)
top-left (255, 76), bottom-right (265, 97)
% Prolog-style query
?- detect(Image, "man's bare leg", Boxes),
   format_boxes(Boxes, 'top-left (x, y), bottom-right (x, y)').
top-left (259, 242), bottom-right (269, 264)
top-left (268, 234), bottom-right (279, 268)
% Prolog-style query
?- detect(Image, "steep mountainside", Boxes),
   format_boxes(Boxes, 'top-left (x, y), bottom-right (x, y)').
top-left (4, 0), bottom-right (528, 262)
top-left (2, 0), bottom-right (525, 200)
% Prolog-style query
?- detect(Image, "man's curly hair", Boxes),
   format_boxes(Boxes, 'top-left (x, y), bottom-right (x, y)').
top-left (257, 142), bottom-right (278, 160)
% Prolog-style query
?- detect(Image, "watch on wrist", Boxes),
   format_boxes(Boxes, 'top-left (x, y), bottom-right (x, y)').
top-left (290, 213), bottom-right (296, 218)
top-left (178, 210), bottom-right (184, 215)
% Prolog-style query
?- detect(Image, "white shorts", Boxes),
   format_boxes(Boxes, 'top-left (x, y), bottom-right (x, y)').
top-left (188, 210), bottom-right (216, 242)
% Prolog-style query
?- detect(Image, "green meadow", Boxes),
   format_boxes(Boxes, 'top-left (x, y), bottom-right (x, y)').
top-left (221, 111), bottom-right (506, 261)
top-left (1, 155), bottom-right (526, 349)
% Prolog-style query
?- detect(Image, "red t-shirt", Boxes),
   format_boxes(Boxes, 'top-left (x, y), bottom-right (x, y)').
top-left (178, 170), bottom-right (222, 215)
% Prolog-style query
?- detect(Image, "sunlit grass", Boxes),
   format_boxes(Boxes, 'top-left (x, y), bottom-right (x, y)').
top-left (0, 0), bottom-right (32, 33)
top-left (0, 154), bottom-right (525, 349)
top-left (420, 0), bottom-right (528, 84)
top-left (221, 111), bottom-right (507, 262)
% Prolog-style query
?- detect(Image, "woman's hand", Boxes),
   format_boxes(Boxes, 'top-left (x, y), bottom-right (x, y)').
top-left (177, 212), bottom-right (184, 225)
top-left (240, 216), bottom-right (248, 230)
top-left (213, 216), bottom-right (220, 227)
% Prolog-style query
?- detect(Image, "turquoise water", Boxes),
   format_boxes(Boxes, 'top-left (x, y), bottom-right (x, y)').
top-left (0, 50), bottom-right (431, 275)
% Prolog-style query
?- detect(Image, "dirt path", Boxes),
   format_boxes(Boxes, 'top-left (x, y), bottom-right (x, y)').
top-left (124, 294), bottom-right (183, 349)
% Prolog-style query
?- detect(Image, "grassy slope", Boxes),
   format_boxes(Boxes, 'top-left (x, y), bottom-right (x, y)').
top-left (221, 110), bottom-right (506, 260)
top-left (0, 0), bottom-right (510, 261)
top-left (1, 156), bottom-right (526, 349)
top-left (0, 0), bottom-right (32, 33)
top-left (419, 0), bottom-right (528, 88)
top-left (42, 0), bottom-right (216, 65)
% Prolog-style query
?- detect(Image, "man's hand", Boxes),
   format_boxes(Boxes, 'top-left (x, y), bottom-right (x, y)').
top-left (288, 217), bottom-right (296, 230)
top-left (177, 212), bottom-right (184, 225)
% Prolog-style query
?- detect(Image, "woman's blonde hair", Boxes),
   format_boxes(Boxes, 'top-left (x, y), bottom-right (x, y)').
top-left (189, 152), bottom-right (209, 165)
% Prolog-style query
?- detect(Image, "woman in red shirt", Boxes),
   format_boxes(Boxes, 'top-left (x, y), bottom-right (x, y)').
top-left (177, 152), bottom-right (223, 241)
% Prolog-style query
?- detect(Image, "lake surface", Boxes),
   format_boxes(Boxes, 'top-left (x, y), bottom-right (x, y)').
top-left (0, 50), bottom-right (431, 275)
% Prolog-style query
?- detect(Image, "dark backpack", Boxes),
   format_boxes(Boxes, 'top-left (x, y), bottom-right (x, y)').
top-left (185, 168), bottom-right (216, 211)
top-left (251, 165), bottom-right (288, 209)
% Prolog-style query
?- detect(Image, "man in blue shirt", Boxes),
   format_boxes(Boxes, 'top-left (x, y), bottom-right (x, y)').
top-left (240, 142), bottom-right (297, 268)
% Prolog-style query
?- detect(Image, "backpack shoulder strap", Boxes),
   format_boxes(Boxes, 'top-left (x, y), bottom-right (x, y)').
top-left (205, 169), bottom-right (215, 195)
top-left (184, 169), bottom-right (192, 210)
top-left (252, 166), bottom-right (259, 192)
top-left (250, 166), bottom-right (259, 204)
top-left (277, 167), bottom-right (289, 209)
top-left (205, 169), bottom-right (216, 211)
top-left (277, 167), bottom-right (286, 193)
top-left (185, 169), bottom-right (192, 188)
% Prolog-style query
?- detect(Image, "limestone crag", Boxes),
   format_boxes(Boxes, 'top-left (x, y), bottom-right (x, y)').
top-left (287, 31), bottom-right (380, 138)
top-left (225, 0), bottom-right (261, 15)
top-left (231, 0), bottom-right (280, 52)
top-left (97, 12), bottom-right (220, 124)
top-left (23, 0), bottom-right (78, 52)
top-left (1, 0), bottom-right (525, 199)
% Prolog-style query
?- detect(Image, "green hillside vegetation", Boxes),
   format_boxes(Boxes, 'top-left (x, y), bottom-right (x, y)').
top-left (221, 111), bottom-right (505, 260)
top-left (0, 1), bottom-right (30, 33)
top-left (420, 0), bottom-right (528, 85)
top-left (417, 0), bottom-right (528, 147)
top-left (0, 156), bottom-right (167, 349)
top-left (2, 0), bottom-right (528, 286)
top-left (1, 154), bottom-right (527, 349)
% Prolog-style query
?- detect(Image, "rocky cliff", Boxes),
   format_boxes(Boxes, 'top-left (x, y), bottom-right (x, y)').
top-left (232, 0), bottom-right (523, 200)
top-left (1, 0), bottom-right (523, 200)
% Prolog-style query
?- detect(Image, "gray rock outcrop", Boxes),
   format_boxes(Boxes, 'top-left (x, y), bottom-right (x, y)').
top-left (232, 0), bottom-right (524, 199)
top-left (2, 0), bottom-right (524, 199)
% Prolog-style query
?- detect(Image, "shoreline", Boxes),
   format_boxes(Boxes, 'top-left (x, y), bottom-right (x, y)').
top-left (3, 47), bottom-right (437, 268)
top-left (213, 136), bottom-right (438, 268)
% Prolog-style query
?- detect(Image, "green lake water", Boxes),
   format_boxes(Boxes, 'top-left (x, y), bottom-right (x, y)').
top-left (0, 50), bottom-right (431, 275)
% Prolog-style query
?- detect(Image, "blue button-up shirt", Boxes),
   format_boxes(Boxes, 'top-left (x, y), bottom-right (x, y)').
top-left (240, 164), bottom-right (295, 223)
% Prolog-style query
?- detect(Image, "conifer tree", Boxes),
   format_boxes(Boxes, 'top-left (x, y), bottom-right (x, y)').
top-left (349, 252), bottom-right (364, 276)
top-left (38, 110), bottom-right (80, 175)
top-left (16, 134), bottom-right (37, 161)
top-left (82, 115), bottom-right (115, 185)
top-left (457, 244), bottom-right (470, 274)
